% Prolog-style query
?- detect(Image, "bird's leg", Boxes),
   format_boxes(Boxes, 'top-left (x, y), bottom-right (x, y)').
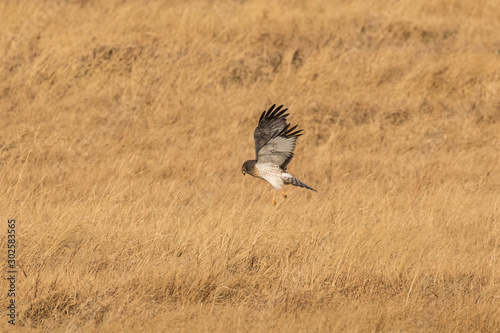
top-left (272, 191), bottom-right (276, 206)
top-left (281, 189), bottom-right (287, 199)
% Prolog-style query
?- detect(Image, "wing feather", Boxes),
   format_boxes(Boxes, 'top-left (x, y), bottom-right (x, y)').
top-left (253, 104), bottom-right (289, 157)
top-left (257, 123), bottom-right (303, 170)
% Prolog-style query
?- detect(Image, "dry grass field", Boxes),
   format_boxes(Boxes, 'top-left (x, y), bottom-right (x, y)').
top-left (1, 0), bottom-right (500, 331)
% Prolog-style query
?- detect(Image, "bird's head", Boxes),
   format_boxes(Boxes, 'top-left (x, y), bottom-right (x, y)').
top-left (242, 160), bottom-right (256, 176)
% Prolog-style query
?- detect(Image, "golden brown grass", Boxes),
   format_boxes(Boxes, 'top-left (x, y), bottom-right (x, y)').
top-left (1, 0), bottom-right (500, 331)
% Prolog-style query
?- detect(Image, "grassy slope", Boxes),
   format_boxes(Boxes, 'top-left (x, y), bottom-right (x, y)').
top-left (1, 0), bottom-right (500, 331)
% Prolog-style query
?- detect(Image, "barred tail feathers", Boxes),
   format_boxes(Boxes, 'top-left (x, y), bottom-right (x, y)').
top-left (290, 176), bottom-right (317, 192)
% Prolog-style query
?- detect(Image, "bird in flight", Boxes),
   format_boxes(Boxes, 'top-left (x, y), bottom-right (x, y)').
top-left (241, 104), bottom-right (317, 205)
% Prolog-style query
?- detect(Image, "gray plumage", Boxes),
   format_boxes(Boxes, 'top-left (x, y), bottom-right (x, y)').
top-left (253, 105), bottom-right (303, 170)
top-left (242, 104), bottom-right (317, 204)
top-left (288, 177), bottom-right (317, 192)
top-left (254, 105), bottom-right (289, 156)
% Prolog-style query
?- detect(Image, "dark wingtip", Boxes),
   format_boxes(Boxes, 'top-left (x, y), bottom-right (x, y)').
top-left (262, 105), bottom-right (290, 121)
top-left (265, 104), bottom-right (276, 118)
top-left (274, 108), bottom-right (288, 119)
top-left (274, 123), bottom-right (290, 138)
top-left (283, 124), bottom-right (303, 138)
top-left (259, 110), bottom-right (266, 122)
top-left (268, 105), bottom-right (282, 119)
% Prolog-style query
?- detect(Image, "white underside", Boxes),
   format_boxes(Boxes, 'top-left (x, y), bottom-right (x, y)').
top-left (256, 163), bottom-right (293, 191)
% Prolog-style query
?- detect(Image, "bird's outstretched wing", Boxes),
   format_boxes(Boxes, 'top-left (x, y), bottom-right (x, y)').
top-left (254, 105), bottom-right (289, 158)
top-left (257, 123), bottom-right (303, 170)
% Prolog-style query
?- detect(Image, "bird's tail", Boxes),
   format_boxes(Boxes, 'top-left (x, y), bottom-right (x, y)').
top-left (290, 177), bottom-right (317, 192)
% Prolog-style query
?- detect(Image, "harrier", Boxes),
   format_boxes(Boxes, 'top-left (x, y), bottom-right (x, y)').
top-left (241, 104), bottom-right (317, 205)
